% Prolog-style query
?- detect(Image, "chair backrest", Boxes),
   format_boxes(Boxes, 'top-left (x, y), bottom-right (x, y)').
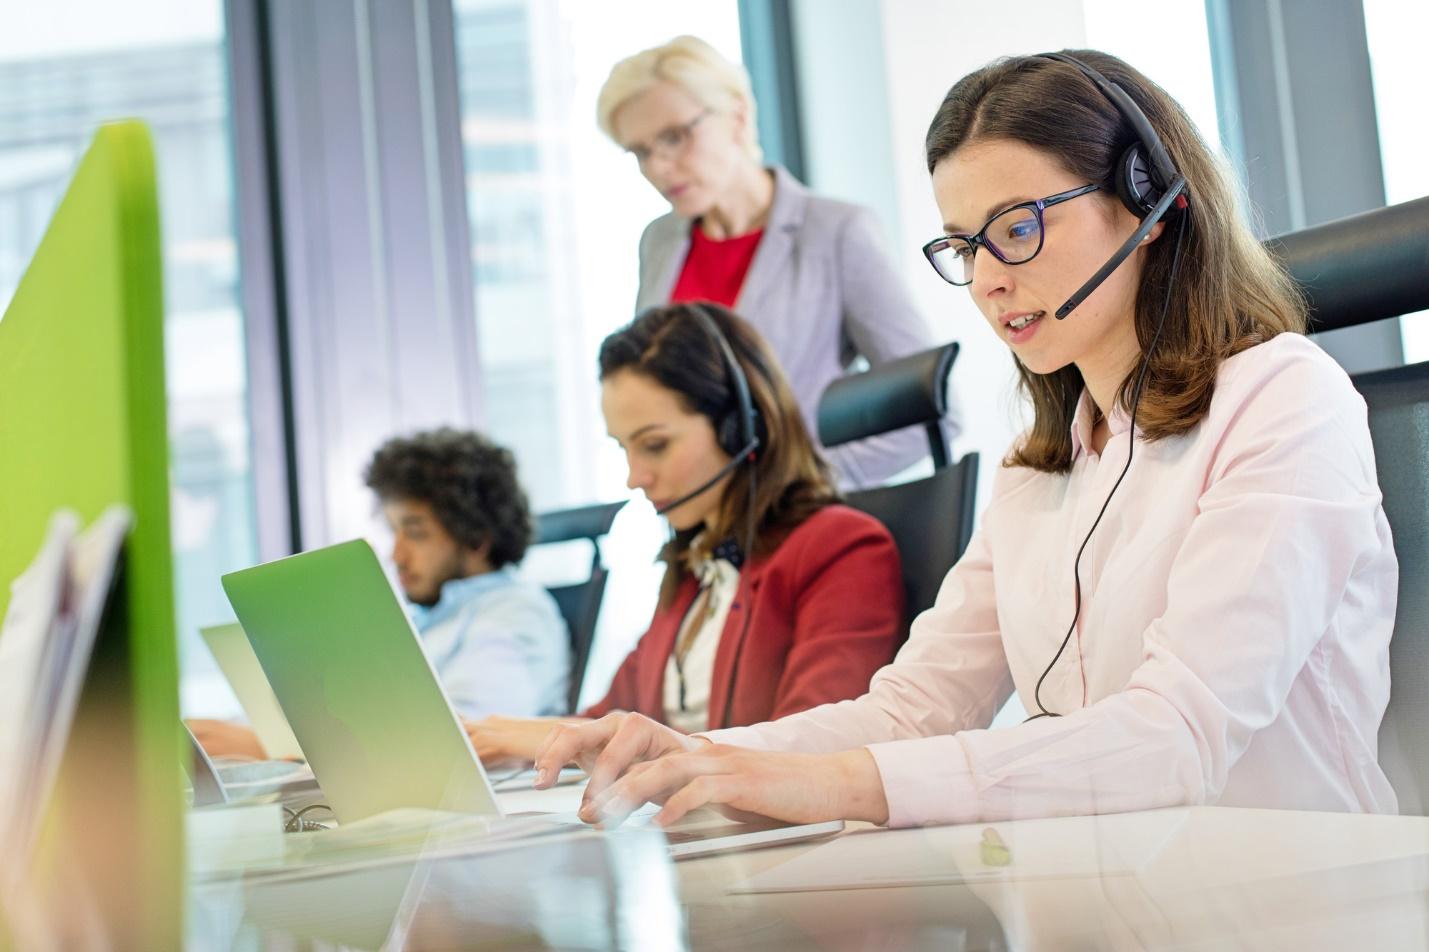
top-left (1267, 195), bottom-right (1429, 813)
top-left (534, 500), bottom-right (625, 713)
top-left (843, 453), bottom-right (979, 638)
top-left (819, 342), bottom-right (959, 468)
top-left (1265, 195), bottom-right (1429, 336)
top-left (1353, 362), bottom-right (1429, 814)
top-left (817, 341), bottom-right (974, 638)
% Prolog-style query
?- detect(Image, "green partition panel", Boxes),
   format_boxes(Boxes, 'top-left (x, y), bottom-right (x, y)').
top-left (0, 121), bottom-right (179, 948)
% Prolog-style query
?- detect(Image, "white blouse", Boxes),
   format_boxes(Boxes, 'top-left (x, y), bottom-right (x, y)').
top-left (709, 334), bottom-right (1399, 827)
top-left (663, 556), bottom-right (740, 733)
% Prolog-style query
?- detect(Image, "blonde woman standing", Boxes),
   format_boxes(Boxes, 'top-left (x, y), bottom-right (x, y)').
top-left (598, 35), bottom-right (959, 488)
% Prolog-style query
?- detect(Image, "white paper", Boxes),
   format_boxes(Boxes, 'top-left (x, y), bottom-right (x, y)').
top-left (28, 508), bottom-right (131, 820)
top-left (0, 511), bottom-right (80, 881)
top-left (0, 506), bottom-right (131, 892)
top-left (730, 808), bottom-right (1190, 893)
top-left (0, 513), bottom-right (78, 790)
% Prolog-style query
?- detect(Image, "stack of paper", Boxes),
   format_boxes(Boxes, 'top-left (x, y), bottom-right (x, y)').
top-left (0, 508), bottom-right (132, 895)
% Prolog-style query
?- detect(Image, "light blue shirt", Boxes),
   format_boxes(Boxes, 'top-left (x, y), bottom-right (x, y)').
top-left (408, 567), bottom-right (570, 719)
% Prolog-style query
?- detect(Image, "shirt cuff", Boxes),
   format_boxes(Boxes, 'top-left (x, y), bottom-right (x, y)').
top-left (866, 734), bottom-right (982, 828)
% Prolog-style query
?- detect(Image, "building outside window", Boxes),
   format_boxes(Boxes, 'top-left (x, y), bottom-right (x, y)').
top-left (0, 2), bottom-right (256, 717)
top-left (452, 0), bottom-right (744, 704)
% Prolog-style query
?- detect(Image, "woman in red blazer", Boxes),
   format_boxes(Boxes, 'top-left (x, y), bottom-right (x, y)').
top-left (583, 503), bottom-right (900, 729)
top-left (469, 302), bottom-right (903, 763)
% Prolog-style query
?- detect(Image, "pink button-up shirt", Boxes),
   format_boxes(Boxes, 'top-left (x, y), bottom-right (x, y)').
top-left (708, 333), bottom-right (1399, 827)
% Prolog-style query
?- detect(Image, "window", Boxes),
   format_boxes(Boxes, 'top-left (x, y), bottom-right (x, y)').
top-left (453, 0), bottom-right (743, 510)
top-left (452, 0), bottom-right (744, 705)
top-left (1362, 0), bottom-right (1429, 362)
top-left (1082, 0), bottom-right (1222, 155)
top-left (0, 2), bottom-right (256, 717)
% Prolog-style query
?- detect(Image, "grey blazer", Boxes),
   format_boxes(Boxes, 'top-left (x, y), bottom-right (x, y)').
top-left (636, 165), bottom-right (959, 488)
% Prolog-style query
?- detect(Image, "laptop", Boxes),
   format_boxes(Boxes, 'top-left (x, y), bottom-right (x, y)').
top-left (200, 621), bottom-right (306, 761)
top-left (183, 722), bottom-right (229, 807)
top-left (183, 721), bottom-right (317, 809)
top-left (221, 540), bottom-right (843, 857)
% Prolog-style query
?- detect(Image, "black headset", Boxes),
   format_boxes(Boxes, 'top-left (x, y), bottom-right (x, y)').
top-left (1038, 52), bottom-right (1189, 321)
top-left (1025, 52), bottom-right (1192, 720)
top-left (652, 303), bottom-right (762, 517)
top-left (657, 302), bottom-right (763, 730)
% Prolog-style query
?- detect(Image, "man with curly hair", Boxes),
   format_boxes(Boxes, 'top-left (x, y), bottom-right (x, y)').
top-left (192, 428), bottom-right (571, 759)
top-left (363, 428), bottom-right (570, 720)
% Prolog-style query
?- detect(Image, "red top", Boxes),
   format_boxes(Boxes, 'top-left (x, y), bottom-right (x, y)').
top-left (669, 225), bottom-right (765, 308)
top-left (582, 505), bottom-right (904, 731)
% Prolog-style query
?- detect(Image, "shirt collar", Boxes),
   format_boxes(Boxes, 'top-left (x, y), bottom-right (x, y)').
top-left (687, 533), bottom-right (745, 588)
top-left (409, 566), bottom-right (515, 633)
top-left (1068, 388), bottom-right (1136, 459)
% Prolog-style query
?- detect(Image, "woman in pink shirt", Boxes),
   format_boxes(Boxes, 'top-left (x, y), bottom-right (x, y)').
top-left (533, 50), bottom-right (1399, 830)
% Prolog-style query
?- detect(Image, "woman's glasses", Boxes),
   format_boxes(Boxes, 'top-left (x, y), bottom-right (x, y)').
top-left (922, 184), bottom-right (1101, 286)
top-left (626, 109), bottom-right (713, 167)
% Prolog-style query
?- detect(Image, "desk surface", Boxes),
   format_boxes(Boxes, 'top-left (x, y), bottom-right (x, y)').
top-left (187, 782), bottom-right (1429, 951)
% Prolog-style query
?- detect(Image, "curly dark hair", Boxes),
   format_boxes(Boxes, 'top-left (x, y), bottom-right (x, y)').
top-left (364, 428), bottom-right (533, 568)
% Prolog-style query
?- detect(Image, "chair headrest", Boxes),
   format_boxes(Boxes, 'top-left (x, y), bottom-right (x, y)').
top-left (535, 500), bottom-right (625, 545)
top-left (1265, 195), bottom-right (1429, 334)
top-left (818, 342), bottom-right (958, 449)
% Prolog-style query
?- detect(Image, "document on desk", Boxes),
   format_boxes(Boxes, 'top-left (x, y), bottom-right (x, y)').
top-left (730, 808), bottom-right (1189, 893)
top-left (0, 508), bottom-right (130, 889)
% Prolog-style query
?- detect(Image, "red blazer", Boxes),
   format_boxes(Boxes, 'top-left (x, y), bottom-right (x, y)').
top-left (583, 504), bottom-right (903, 730)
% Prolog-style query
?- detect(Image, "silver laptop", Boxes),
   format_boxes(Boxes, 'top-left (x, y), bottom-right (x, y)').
top-left (221, 539), bottom-right (842, 855)
top-left (183, 721), bottom-right (318, 809)
top-left (184, 722), bottom-right (229, 808)
top-left (200, 621), bottom-right (306, 761)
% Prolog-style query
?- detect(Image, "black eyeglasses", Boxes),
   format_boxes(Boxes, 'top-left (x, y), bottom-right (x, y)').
top-left (626, 109), bottom-right (712, 166)
top-left (922, 184), bottom-right (1101, 286)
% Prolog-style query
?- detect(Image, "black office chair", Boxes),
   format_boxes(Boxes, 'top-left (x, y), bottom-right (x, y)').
top-left (533, 500), bottom-right (625, 713)
top-left (1266, 195), bottom-right (1429, 814)
top-left (818, 342), bottom-right (979, 634)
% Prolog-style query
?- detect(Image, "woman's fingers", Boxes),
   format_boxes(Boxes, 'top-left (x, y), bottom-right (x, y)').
top-left (583, 746), bottom-right (868, 830)
top-left (534, 715), bottom-right (621, 787)
top-left (580, 715), bottom-right (665, 807)
top-left (582, 748), bottom-right (726, 826)
top-left (652, 774), bottom-right (736, 828)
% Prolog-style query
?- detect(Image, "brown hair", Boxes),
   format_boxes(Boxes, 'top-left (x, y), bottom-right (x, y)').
top-left (925, 50), bottom-right (1306, 473)
top-left (598, 302), bottom-right (839, 605)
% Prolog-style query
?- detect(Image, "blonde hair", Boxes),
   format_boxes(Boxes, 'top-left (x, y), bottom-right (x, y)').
top-left (596, 35), bottom-right (763, 163)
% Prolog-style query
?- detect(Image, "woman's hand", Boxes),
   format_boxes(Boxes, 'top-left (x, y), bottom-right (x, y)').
top-left (533, 712), bottom-right (890, 828)
top-left (580, 743), bottom-right (891, 829)
top-left (186, 719), bottom-right (268, 761)
top-left (532, 713), bottom-right (703, 805)
top-left (464, 715), bottom-right (580, 768)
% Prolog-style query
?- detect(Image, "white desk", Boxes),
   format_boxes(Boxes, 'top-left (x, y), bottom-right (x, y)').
top-left (674, 805), bottom-right (1429, 951)
top-left (188, 781), bottom-right (1429, 950)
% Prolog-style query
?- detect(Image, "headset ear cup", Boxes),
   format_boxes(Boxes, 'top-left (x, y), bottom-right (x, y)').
top-left (1116, 144), bottom-right (1162, 218)
top-left (716, 413), bottom-right (743, 458)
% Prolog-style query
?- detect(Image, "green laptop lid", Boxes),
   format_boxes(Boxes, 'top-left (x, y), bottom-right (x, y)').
top-left (221, 539), bottom-right (499, 823)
